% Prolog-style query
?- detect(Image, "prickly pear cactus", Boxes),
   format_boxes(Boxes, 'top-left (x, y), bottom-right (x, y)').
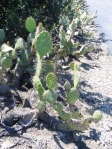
top-left (53, 102), bottom-right (63, 113)
top-left (59, 111), bottom-right (72, 121)
top-left (0, 29), bottom-right (5, 43)
top-left (35, 31), bottom-right (52, 58)
top-left (27, 33), bottom-right (35, 45)
top-left (10, 50), bottom-right (17, 60)
top-left (69, 19), bottom-right (77, 32)
top-left (1, 57), bottom-right (12, 69)
top-left (93, 110), bottom-right (102, 122)
top-left (15, 38), bottom-right (25, 50)
top-left (33, 76), bottom-right (45, 97)
top-left (20, 49), bottom-right (30, 66)
top-left (64, 81), bottom-right (71, 91)
top-left (46, 73), bottom-right (57, 90)
top-left (25, 17), bottom-right (36, 33)
top-left (37, 101), bottom-right (46, 113)
top-left (43, 90), bottom-right (58, 104)
top-left (66, 88), bottom-right (80, 105)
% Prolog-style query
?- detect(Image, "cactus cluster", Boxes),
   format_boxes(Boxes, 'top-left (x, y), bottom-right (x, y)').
top-left (0, 0), bottom-right (102, 132)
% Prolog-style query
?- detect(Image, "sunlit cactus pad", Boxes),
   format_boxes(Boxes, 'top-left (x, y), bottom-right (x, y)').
top-left (46, 73), bottom-right (57, 90)
top-left (66, 88), bottom-right (80, 105)
top-left (35, 31), bottom-right (52, 57)
top-left (1, 57), bottom-right (12, 69)
top-left (43, 90), bottom-right (58, 104)
top-left (93, 110), bottom-right (102, 122)
top-left (25, 17), bottom-right (36, 33)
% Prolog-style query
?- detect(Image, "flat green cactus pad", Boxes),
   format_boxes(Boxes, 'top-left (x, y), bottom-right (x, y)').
top-left (64, 81), bottom-right (71, 91)
top-left (46, 72), bottom-right (57, 90)
top-left (53, 102), bottom-right (63, 113)
top-left (93, 110), bottom-right (102, 122)
top-left (15, 38), bottom-right (24, 50)
top-left (35, 31), bottom-right (52, 58)
top-left (43, 90), bottom-right (58, 104)
top-left (25, 17), bottom-right (36, 33)
top-left (37, 101), bottom-right (46, 113)
top-left (66, 88), bottom-right (80, 105)
top-left (33, 76), bottom-right (45, 97)
top-left (1, 57), bottom-right (12, 69)
top-left (59, 111), bottom-right (72, 121)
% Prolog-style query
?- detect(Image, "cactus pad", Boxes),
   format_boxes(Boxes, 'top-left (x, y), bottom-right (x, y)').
top-left (53, 102), bottom-right (63, 113)
top-left (59, 111), bottom-right (72, 121)
top-left (37, 101), bottom-right (46, 113)
top-left (27, 33), bottom-right (35, 44)
top-left (33, 76), bottom-right (45, 97)
top-left (15, 38), bottom-right (24, 50)
top-left (35, 31), bottom-right (52, 58)
top-left (25, 17), bottom-right (36, 33)
top-left (20, 49), bottom-right (30, 66)
top-left (43, 90), bottom-right (58, 104)
top-left (10, 50), bottom-right (17, 60)
top-left (0, 29), bottom-right (5, 43)
top-left (46, 72), bottom-right (57, 90)
top-left (66, 88), bottom-right (80, 105)
top-left (64, 81), bottom-right (71, 91)
top-left (72, 111), bottom-right (83, 119)
top-left (93, 110), bottom-right (102, 122)
top-left (74, 70), bottom-right (80, 89)
top-left (1, 57), bottom-right (12, 69)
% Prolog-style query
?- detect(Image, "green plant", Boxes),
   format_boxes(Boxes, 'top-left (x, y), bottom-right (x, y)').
top-left (93, 110), bottom-right (102, 122)
top-left (25, 17), bottom-right (36, 33)
top-left (0, 0), bottom-right (101, 132)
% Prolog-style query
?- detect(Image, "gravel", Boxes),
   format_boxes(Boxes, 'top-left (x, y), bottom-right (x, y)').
top-left (79, 43), bottom-right (112, 149)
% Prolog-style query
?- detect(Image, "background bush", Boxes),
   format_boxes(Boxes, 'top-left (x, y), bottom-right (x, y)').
top-left (0, 0), bottom-right (75, 42)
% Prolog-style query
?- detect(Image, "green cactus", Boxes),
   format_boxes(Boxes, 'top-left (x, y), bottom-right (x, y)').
top-left (1, 57), bottom-right (12, 69)
top-left (43, 60), bottom-right (54, 74)
top-left (53, 102), bottom-right (63, 113)
top-left (35, 22), bottom-right (44, 38)
top-left (37, 101), bottom-right (46, 113)
top-left (93, 110), bottom-right (102, 122)
top-left (27, 33), bottom-right (35, 45)
top-left (25, 17), bottom-right (36, 33)
top-left (0, 29), bottom-right (5, 43)
top-left (83, 117), bottom-right (93, 126)
top-left (74, 70), bottom-right (80, 89)
top-left (59, 110), bottom-right (72, 121)
top-left (46, 72), bottom-right (57, 90)
top-left (10, 50), bottom-right (17, 60)
top-left (35, 53), bottom-right (42, 77)
top-left (64, 81), bottom-right (71, 91)
top-left (66, 88), bottom-right (80, 105)
top-left (43, 90), bottom-right (58, 104)
top-left (35, 31), bottom-right (52, 58)
top-left (67, 120), bottom-right (76, 130)
top-left (33, 76), bottom-right (45, 97)
top-left (71, 111), bottom-right (83, 119)
top-left (69, 19), bottom-right (77, 32)
top-left (59, 26), bottom-right (67, 47)
top-left (20, 49), bottom-right (30, 66)
top-left (79, 45), bottom-right (94, 55)
top-left (15, 38), bottom-right (25, 50)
